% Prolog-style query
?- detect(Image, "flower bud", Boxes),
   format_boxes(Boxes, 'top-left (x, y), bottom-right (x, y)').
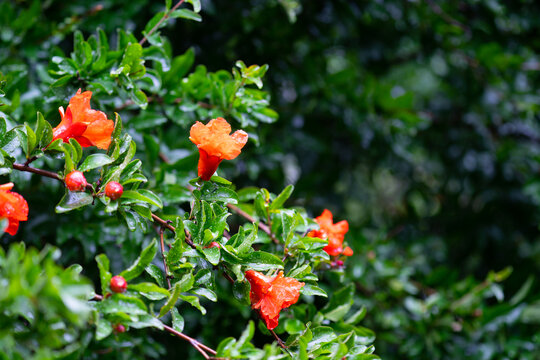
top-left (342, 246), bottom-right (353, 257)
top-left (105, 181), bottom-right (123, 200)
top-left (65, 170), bottom-right (88, 191)
top-left (110, 275), bottom-right (127, 293)
top-left (113, 324), bottom-right (126, 333)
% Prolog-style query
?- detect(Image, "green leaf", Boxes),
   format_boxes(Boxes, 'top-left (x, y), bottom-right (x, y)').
top-left (146, 264), bottom-right (166, 288)
top-left (69, 138), bottom-right (83, 164)
top-left (95, 254), bottom-right (112, 295)
top-left (322, 284), bottom-right (354, 322)
top-left (55, 191), bottom-right (93, 213)
top-left (171, 307), bottom-right (184, 332)
top-left (51, 74), bottom-right (74, 88)
top-left (129, 282), bottom-right (170, 300)
top-left (159, 281), bottom-right (182, 317)
top-left (120, 239), bottom-right (158, 281)
top-left (122, 189), bottom-right (163, 208)
top-left (301, 283), bottom-right (327, 298)
top-left (99, 294), bottom-right (148, 315)
top-left (170, 9), bottom-right (202, 22)
top-left (24, 123), bottom-right (36, 157)
top-left (128, 315), bottom-right (164, 330)
top-left (243, 251), bottom-right (284, 271)
top-left (237, 226), bottom-right (257, 255)
top-left (270, 184), bottom-right (294, 210)
top-left (179, 294), bottom-right (206, 314)
top-left (95, 317), bottom-right (113, 340)
top-left (186, 0), bottom-right (201, 12)
top-left (78, 154), bottom-right (114, 172)
top-left (131, 89), bottom-right (148, 109)
top-left (35, 112), bottom-right (53, 148)
top-left (61, 143), bottom-right (75, 173)
top-left (201, 186), bottom-right (238, 204)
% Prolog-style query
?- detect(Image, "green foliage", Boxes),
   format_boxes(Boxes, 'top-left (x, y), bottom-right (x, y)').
top-left (0, 243), bottom-right (93, 359)
top-left (2, 0), bottom-right (540, 359)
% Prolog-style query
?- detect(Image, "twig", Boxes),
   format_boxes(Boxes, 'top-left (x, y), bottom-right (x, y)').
top-left (160, 227), bottom-right (172, 289)
top-left (226, 203), bottom-right (279, 244)
top-left (150, 213), bottom-right (197, 249)
top-left (12, 163), bottom-right (288, 357)
top-left (162, 324), bottom-right (217, 356)
top-left (13, 163), bottom-right (61, 181)
top-left (92, 294), bottom-right (216, 357)
top-left (12, 163), bottom-right (93, 191)
top-left (139, 0), bottom-right (186, 46)
top-left (269, 328), bottom-right (288, 350)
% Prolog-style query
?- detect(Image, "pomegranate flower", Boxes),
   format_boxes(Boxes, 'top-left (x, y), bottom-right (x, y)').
top-left (245, 270), bottom-right (304, 330)
top-left (0, 183), bottom-right (29, 236)
top-left (52, 89), bottom-right (114, 150)
top-left (189, 118), bottom-right (248, 181)
top-left (308, 209), bottom-right (353, 257)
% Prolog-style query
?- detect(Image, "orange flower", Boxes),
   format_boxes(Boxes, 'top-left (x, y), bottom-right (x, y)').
top-left (189, 118), bottom-right (248, 181)
top-left (52, 89), bottom-right (114, 150)
top-left (308, 209), bottom-right (353, 257)
top-left (245, 270), bottom-right (304, 330)
top-left (0, 183), bottom-right (29, 236)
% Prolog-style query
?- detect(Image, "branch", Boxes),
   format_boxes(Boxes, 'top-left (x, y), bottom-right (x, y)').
top-left (13, 163), bottom-right (288, 353)
top-left (13, 163), bottom-right (61, 181)
top-left (12, 163), bottom-right (93, 191)
top-left (92, 294), bottom-right (216, 358)
top-left (226, 203), bottom-right (279, 244)
top-left (159, 227), bottom-right (172, 289)
top-left (139, 0), bottom-right (186, 46)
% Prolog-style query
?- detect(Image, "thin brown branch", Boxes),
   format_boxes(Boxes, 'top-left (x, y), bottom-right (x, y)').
top-left (162, 324), bottom-right (217, 356)
top-left (92, 294), bottom-right (216, 357)
top-left (11, 163), bottom-right (194, 247)
top-left (269, 328), bottom-right (287, 350)
top-left (12, 163), bottom-right (61, 181)
top-left (160, 227), bottom-right (172, 289)
top-left (150, 213), bottom-right (196, 249)
top-left (12, 163), bottom-right (93, 191)
top-left (139, 0), bottom-right (186, 46)
top-left (226, 203), bottom-right (279, 244)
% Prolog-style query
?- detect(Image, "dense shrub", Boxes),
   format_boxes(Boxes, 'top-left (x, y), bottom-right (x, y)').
top-left (1, 0), bottom-right (539, 359)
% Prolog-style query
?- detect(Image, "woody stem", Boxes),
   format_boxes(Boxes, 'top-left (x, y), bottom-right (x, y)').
top-left (12, 163), bottom-right (61, 180)
top-left (13, 163), bottom-right (289, 354)
top-left (139, 0), bottom-right (186, 46)
top-left (159, 227), bottom-right (172, 289)
top-left (91, 294), bottom-right (216, 357)
top-left (226, 204), bottom-right (279, 244)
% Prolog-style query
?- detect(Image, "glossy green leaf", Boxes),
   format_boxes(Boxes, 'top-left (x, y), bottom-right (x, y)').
top-left (120, 239), bottom-right (158, 281)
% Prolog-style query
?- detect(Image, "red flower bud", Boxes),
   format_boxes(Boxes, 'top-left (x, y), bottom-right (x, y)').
top-left (65, 171), bottom-right (88, 191)
top-left (342, 246), bottom-right (353, 257)
top-left (105, 181), bottom-right (123, 200)
top-left (110, 275), bottom-right (127, 293)
top-left (204, 241), bottom-right (220, 249)
top-left (336, 260), bottom-right (344, 267)
top-left (113, 324), bottom-right (126, 333)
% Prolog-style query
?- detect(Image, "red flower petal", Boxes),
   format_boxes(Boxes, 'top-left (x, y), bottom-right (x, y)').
top-left (0, 183), bottom-right (29, 236)
top-left (51, 90), bottom-right (114, 150)
top-left (245, 270), bottom-right (304, 330)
